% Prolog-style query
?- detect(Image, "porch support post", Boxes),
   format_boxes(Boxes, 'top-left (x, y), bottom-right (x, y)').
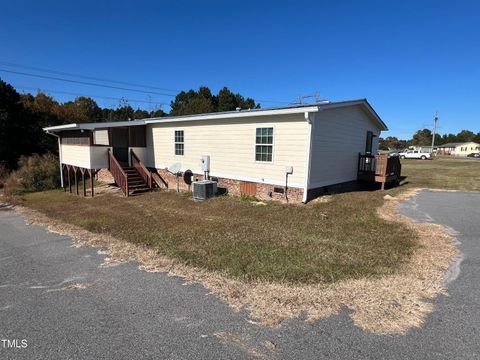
top-left (62, 165), bottom-right (66, 192)
top-left (67, 165), bottom-right (72, 193)
top-left (74, 167), bottom-right (79, 195)
top-left (81, 168), bottom-right (86, 197)
top-left (90, 169), bottom-right (95, 197)
top-left (58, 136), bottom-right (64, 188)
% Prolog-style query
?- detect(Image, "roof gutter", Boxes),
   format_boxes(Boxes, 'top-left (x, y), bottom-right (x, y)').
top-left (144, 106), bottom-right (319, 124)
top-left (43, 123), bottom-right (79, 132)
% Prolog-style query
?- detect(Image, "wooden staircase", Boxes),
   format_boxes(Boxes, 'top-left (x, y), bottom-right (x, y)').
top-left (108, 149), bottom-right (153, 196)
top-left (122, 166), bottom-right (151, 195)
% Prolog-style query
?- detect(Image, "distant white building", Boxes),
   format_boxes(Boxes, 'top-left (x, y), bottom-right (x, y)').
top-left (437, 142), bottom-right (480, 156)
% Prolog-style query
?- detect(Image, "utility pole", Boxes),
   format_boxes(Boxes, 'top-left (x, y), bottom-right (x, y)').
top-left (431, 111), bottom-right (438, 153)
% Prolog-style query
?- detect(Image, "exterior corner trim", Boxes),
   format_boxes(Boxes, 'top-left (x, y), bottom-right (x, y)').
top-left (302, 112), bottom-right (314, 203)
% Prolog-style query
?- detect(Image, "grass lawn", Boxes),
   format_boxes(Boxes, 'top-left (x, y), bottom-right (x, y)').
top-left (16, 156), bottom-right (479, 285)
top-left (400, 156), bottom-right (480, 192)
top-left (19, 189), bottom-right (416, 284)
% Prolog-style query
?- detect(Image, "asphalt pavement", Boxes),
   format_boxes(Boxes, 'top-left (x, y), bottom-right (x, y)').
top-left (0, 190), bottom-right (479, 359)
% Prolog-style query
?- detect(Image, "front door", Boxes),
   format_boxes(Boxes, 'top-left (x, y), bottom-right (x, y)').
top-left (111, 127), bottom-right (129, 164)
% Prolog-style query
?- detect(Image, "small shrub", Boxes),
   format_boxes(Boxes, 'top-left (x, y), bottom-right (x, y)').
top-left (240, 194), bottom-right (258, 202)
top-left (3, 153), bottom-right (60, 195)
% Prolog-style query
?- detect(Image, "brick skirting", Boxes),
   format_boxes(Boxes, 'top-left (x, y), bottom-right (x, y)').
top-left (155, 168), bottom-right (304, 204)
top-left (96, 167), bottom-right (304, 203)
top-left (96, 168), bottom-right (368, 204)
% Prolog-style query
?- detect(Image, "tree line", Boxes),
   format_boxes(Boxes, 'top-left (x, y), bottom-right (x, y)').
top-left (379, 128), bottom-right (480, 151)
top-left (0, 79), bottom-right (259, 168)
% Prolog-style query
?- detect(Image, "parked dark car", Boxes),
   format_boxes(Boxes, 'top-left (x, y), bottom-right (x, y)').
top-left (467, 153), bottom-right (480, 158)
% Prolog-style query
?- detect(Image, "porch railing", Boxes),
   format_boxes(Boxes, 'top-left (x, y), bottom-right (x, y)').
top-left (358, 153), bottom-right (376, 174)
top-left (108, 149), bottom-right (129, 196)
top-left (358, 153), bottom-right (402, 189)
top-left (130, 149), bottom-right (152, 190)
top-left (375, 154), bottom-right (401, 177)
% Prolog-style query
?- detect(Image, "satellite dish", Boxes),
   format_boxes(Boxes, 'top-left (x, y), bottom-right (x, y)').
top-left (167, 163), bottom-right (181, 174)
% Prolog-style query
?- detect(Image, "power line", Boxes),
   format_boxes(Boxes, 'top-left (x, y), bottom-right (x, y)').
top-left (16, 86), bottom-right (167, 107)
top-left (0, 60), bottom-right (180, 93)
top-left (0, 68), bottom-right (178, 97)
top-left (0, 63), bottom-right (291, 105)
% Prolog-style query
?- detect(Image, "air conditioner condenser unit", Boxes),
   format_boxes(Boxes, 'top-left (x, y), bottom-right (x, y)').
top-left (193, 180), bottom-right (217, 200)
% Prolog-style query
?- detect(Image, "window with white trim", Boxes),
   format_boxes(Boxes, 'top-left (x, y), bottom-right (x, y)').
top-left (255, 127), bottom-right (273, 162)
top-left (174, 130), bottom-right (184, 156)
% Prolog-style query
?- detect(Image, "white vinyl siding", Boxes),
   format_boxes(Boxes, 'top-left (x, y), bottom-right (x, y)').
top-left (60, 144), bottom-right (110, 169)
top-left (148, 114), bottom-right (309, 188)
top-left (93, 129), bottom-right (109, 145)
top-left (308, 105), bottom-right (381, 189)
top-left (455, 142), bottom-right (480, 155)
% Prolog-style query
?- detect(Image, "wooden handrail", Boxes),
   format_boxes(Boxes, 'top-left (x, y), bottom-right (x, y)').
top-left (358, 153), bottom-right (376, 173)
top-left (358, 153), bottom-right (402, 189)
top-left (358, 153), bottom-right (402, 177)
top-left (374, 154), bottom-right (402, 177)
top-left (152, 172), bottom-right (168, 188)
top-left (108, 150), bottom-right (129, 196)
top-left (130, 149), bottom-right (152, 190)
top-left (375, 154), bottom-right (388, 176)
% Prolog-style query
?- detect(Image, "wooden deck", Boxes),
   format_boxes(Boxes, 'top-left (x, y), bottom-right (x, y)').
top-left (358, 153), bottom-right (402, 190)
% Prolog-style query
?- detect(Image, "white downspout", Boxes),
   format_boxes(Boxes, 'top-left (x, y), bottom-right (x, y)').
top-left (302, 111), bottom-right (314, 203)
top-left (46, 131), bottom-right (64, 188)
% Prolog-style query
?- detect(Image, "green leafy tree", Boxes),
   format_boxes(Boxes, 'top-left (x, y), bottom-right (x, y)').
top-left (150, 108), bottom-right (167, 118)
top-left (455, 130), bottom-right (476, 143)
top-left (412, 129), bottom-right (432, 146)
top-left (170, 87), bottom-right (216, 116)
top-left (474, 132), bottom-right (480, 144)
top-left (20, 92), bottom-right (63, 154)
top-left (378, 136), bottom-right (408, 150)
top-left (170, 86), bottom-right (259, 116)
top-left (114, 105), bottom-right (135, 120)
top-left (112, 99), bottom-right (135, 120)
top-left (73, 96), bottom-right (102, 122)
top-left (441, 133), bottom-right (457, 144)
top-left (133, 109), bottom-right (150, 119)
top-left (0, 80), bottom-right (57, 167)
top-left (217, 86), bottom-right (259, 112)
top-left (0, 79), bottom-right (25, 167)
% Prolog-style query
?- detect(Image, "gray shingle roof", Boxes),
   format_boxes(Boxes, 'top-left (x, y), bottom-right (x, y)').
top-left (437, 142), bottom-right (473, 148)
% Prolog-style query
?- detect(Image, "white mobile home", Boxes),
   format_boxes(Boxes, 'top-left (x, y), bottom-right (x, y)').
top-left (44, 99), bottom-right (392, 203)
top-left (437, 142), bottom-right (480, 156)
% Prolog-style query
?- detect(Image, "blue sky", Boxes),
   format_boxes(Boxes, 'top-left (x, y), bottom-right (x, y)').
top-left (1, 0), bottom-right (479, 138)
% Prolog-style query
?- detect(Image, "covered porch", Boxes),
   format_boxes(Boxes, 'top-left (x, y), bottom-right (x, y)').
top-left (45, 121), bottom-right (155, 197)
